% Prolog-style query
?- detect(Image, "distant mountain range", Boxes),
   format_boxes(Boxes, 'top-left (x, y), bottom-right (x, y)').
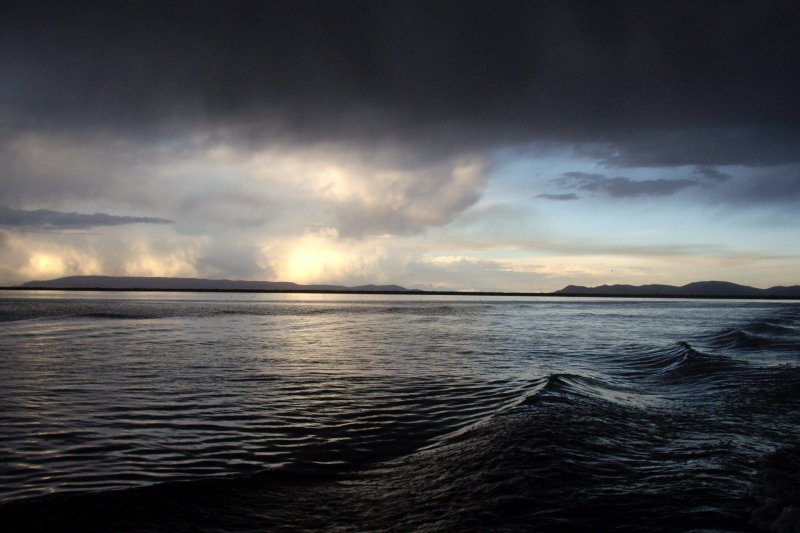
top-left (18, 275), bottom-right (409, 292)
top-left (554, 281), bottom-right (800, 298)
top-left (11, 276), bottom-right (800, 298)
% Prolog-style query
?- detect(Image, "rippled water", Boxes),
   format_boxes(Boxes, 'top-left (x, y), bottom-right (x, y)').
top-left (1, 291), bottom-right (799, 531)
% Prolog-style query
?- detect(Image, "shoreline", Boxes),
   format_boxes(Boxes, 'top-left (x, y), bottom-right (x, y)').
top-left (2, 286), bottom-right (799, 300)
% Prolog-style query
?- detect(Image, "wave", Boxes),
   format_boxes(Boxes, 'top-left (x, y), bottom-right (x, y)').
top-left (603, 341), bottom-right (744, 391)
top-left (700, 309), bottom-right (800, 355)
top-left (519, 372), bottom-right (648, 407)
top-left (747, 320), bottom-right (799, 336)
top-left (707, 327), bottom-right (774, 350)
top-left (657, 341), bottom-right (740, 380)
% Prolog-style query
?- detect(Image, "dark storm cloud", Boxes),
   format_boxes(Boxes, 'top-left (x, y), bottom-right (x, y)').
top-left (0, 206), bottom-right (173, 230)
top-left (2, 0), bottom-right (799, 165)
top-left (598, 129), bottom-right (800, 168)
top-left (556, 172), bottom-right (698, 198)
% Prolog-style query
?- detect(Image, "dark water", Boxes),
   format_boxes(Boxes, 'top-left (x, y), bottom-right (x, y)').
top-left (1, 292), bottom-right (799, 532)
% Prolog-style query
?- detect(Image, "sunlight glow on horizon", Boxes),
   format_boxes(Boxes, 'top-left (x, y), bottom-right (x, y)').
top-left (2, 138), bottom-right (799, 291)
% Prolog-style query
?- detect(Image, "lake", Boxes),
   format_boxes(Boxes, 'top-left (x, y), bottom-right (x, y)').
top-left (1, 291), bottom-right (799, 531)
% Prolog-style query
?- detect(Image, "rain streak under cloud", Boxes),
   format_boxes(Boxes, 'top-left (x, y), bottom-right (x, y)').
top-left (1, 0), bottom-right (799, 290)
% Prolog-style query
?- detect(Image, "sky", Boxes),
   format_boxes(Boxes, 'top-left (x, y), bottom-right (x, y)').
top-left (1, 0), bottom-right (799, 291)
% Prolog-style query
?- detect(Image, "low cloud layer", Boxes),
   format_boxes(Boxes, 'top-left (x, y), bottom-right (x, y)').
top-left (693, 166), bottom-right (732, 183)
top-left (0, 206), bottom-right (172, 230)
top-left (554, 172), bottom-right (698, 198)
top-left (536, 193), bottom-right (579, 202)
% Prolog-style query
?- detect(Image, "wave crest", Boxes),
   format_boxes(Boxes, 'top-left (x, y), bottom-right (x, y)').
top-left (520, 373), bottom-right (645, 407)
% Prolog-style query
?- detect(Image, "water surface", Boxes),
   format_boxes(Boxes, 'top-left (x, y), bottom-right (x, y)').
top-left (1, 292), bottom-right (798, 531)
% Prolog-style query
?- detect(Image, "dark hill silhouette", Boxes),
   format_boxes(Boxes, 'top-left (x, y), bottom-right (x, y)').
top-left (555, 281), bottom-right (800, 298)
top-left (19, 276), bottom-right (409, 292)
top-left (14, 276), bottom-right (800, 298)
